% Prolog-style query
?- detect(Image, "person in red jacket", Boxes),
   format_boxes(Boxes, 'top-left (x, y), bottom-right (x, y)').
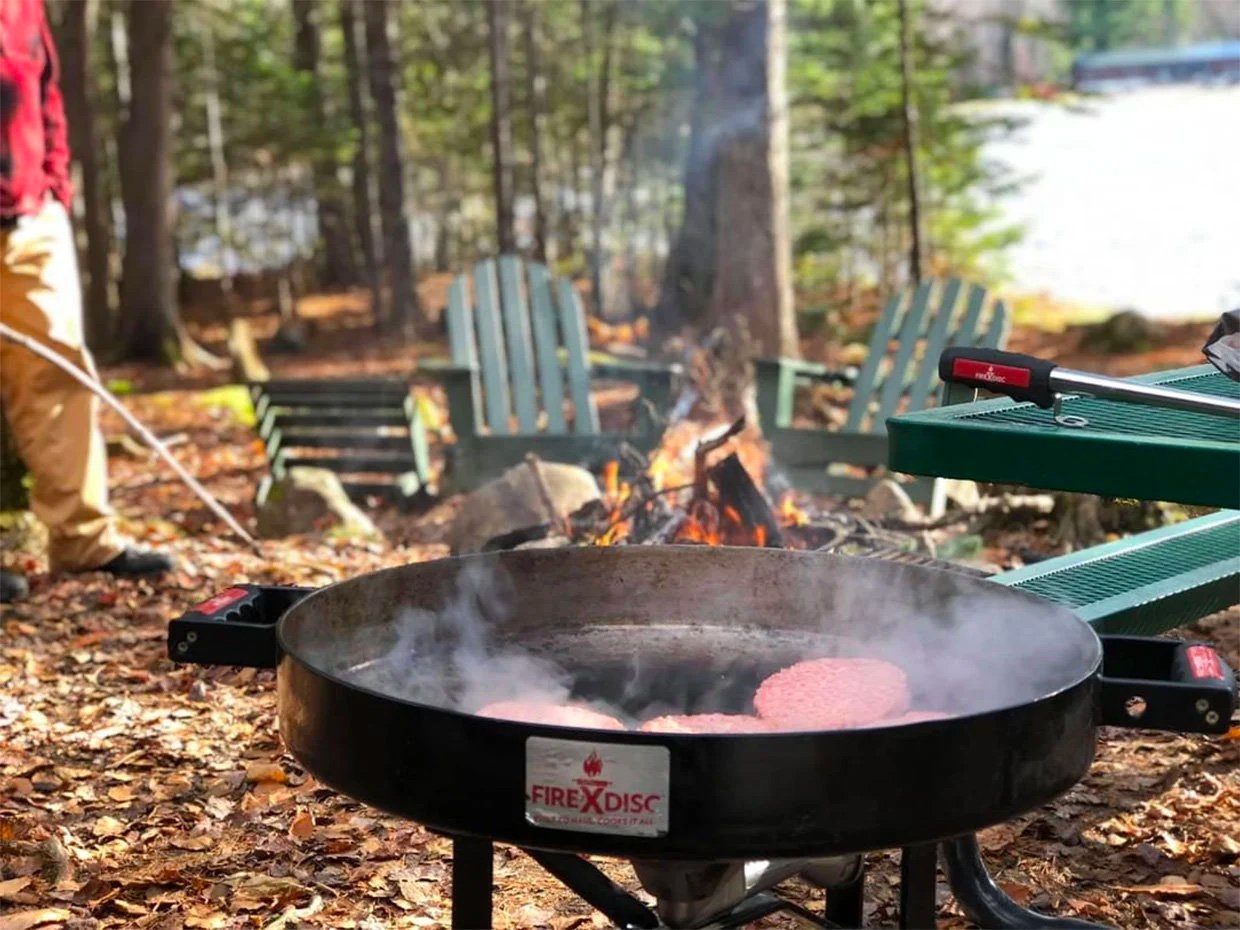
top-left (1, 0), bottom-right (172, 602)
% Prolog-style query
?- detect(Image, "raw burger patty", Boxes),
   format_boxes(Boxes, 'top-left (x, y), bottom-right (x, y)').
top-left (855, 709), bottom-right (950, 729)
top-left (639, 713), bottom-right (773, 734)
top-left (475, 700), bottom-right (625, 730)
top-left (754, 657), bottom-right (910, 730)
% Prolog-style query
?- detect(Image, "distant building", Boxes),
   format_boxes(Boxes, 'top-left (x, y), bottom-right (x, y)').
top-left (1072, 40), bottom-right (1240, 90)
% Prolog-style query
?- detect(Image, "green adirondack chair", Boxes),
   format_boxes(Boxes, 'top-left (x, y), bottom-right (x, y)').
top-left (755, 277), bottom-right (1009, 499)
top-left (423, 256), bottom-right (679, 490)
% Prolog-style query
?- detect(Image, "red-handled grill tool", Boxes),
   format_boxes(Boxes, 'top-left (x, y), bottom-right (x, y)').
top-left (939, 347), bottom-right (1240, 427)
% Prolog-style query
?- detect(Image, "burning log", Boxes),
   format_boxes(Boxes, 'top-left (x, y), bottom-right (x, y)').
top-left (707, 453), bottom-right (784, 548)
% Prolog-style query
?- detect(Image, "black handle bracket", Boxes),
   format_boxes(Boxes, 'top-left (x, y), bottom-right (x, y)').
top-left (1099, 636), bottom-right (1236, 734)
top-left (167, 584), bottom-right (314, 669)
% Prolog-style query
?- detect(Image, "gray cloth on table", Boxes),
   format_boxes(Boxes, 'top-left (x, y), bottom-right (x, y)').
top-left (1202, 309), bottom-right (1240, 382)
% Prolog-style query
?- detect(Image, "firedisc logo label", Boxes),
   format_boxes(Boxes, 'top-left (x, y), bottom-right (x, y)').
top-left (976, 365), bottom-right (1006, 383)
top-left (525, 737), bottom-right (669, 837)
top-left (582, 751), bottom-right (603, 777)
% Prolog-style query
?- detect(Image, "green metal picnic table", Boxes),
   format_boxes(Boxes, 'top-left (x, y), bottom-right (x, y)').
top-left (888, 364), bottom-right (1240, 509)
top-left (888, 363), bottom-right (1240, 636)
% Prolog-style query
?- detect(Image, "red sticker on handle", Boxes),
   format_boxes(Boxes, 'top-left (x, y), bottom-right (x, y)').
top-left (1184, 645), bottom-right (1225, 680)
top-left (192, 587), bottom-right (249, 616)
top-left (951, 359), bottom-right (1032, 387)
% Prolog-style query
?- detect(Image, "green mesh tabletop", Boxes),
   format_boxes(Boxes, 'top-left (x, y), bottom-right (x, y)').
top-left (888, 365), bottom-right (1240, 508)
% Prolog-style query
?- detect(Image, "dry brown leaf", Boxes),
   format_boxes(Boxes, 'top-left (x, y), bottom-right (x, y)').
top-left (245, 762), bottom-right (287, 784)
top-left (106, 785), bottom-right (135, 803)
top-left (0, 909), bottom-right (72, 930)
top-left (288, 809), bottom-right (315, 841)
top-left (1115, 883), bottom-right (1204, 897)
top-left (184, 910), bottom-right (231, 929)
top-left (170, 834), bottom-right (216, 851)
top-left (91, 815), bottom-right (125, 838)
top-left (0, 877), bottom-right (32, 900)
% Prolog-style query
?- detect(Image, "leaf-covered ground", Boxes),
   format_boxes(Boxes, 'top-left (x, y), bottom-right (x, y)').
top-left (2, 311), bottom-right (1237, 930)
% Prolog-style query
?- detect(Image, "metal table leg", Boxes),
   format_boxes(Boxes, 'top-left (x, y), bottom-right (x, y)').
top-left (452, 835), bottom-right (494, 930)
top-left (900, 844), bottom-right (937, 929)
top-left (941, 835), bottom-right (1110, 929)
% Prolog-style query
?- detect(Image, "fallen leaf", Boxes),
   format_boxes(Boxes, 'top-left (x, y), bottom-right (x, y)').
top-left (0, 909), bottom-right (73, 930)
top-left (245, 762), bottom-right (287, 784)
top-left (107, 786), bottom-right (135, 803)
top-left (184, 911), bottom-right (230, 929)
top-left (170, 834), bottom-right (216, 851)
top-left (0, 876), bottom-right (32, 900)
top-left (1115, 883), bottom-right (1203, 897)
top-left (91, 815), bottom-right (125, 837)
top-left (289, 809), bottom-right (315, 840)
top-left (998, 882), bottom-right (1033, 906)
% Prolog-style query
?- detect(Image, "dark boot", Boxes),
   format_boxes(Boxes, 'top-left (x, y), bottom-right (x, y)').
top-left (1, 568), bottom-right (28, 603)
top-left (95, 547), bottom-right (175, 579)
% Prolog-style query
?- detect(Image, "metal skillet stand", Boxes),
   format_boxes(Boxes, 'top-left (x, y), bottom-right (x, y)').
top-left (887, 349), bottom-right (1240, 928)
top-left (169, 548), bottom-right (1235, 930)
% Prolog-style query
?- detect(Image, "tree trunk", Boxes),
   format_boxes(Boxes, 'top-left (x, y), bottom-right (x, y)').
top-left (487, 0), bottom-right (516, 255)
top-left (55, 0), bottom-right (112, 354)
top-left (582, 0), bottom-right (618, 312)
top-left (201, 25), bottom-right (235, 302)
top-left (657, 0), bottom-right (797, 359)
top-left (362, 0), bottom-right (420, 336)
top-left (656, 20), bottom-right (721, 336)
top-left (293, 0), bottom-right (356, 287)
top-left (896, 0), bottom-right (924, 285)
top-left (521, 0), bottom-right (548, 262)
top-left (339, 0), bottom-right (381, 317)
top-left (116, 0), bottom-right (196, 364)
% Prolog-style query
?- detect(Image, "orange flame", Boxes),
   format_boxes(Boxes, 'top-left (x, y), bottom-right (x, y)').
top-left (779, 492), bottom-right (809, 527)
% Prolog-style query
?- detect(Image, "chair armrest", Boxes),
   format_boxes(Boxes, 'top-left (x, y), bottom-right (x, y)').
top-left (416, 357), bottom-right (477, 377)
top-left (753, 356), bottom-right (857, 386)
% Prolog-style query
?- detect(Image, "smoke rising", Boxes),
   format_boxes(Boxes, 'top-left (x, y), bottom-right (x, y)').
top-left (331, 551), bottom-right (1096, 730)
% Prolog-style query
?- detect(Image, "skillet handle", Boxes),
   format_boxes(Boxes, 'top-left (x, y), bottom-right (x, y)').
top-left (1098, 636), bottom-right (1236, 734)
top-left (167, 584), bottom-right (314, 669)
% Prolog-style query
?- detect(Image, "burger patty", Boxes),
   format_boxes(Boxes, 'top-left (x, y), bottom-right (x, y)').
top-left (475, 700), bottom-right (625, 730)
top-left (639, 713), bottom-right (773, 734)
top-left (754, 657), bottom-right (910, 730)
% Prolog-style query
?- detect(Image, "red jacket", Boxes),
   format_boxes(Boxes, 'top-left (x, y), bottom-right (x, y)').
top-left (0, 0), bottom-right (71, 220)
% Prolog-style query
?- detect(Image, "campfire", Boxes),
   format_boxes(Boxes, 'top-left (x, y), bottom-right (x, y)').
top-left (515, 415), bottom-right (942, 570)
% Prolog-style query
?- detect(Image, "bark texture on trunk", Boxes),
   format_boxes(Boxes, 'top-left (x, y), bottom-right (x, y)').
top-left (487, 0), bottom-right (516, 254)
top-left (521, 0), bottom-right (548, 262)
top-left (896, 0), bottom-right (924, 285)
top-left (657, 0), bottom-right (797, 359)
top-left (293, 0), bottom-right (356, 287)
top-left (117, 0), bottom-right (182, 362)
top-left (56, 0), bottom-right (112, 353)
top-left (339, 0), bottom-right (380, 308)
top-left (362, 0), bottom-right (419, 335)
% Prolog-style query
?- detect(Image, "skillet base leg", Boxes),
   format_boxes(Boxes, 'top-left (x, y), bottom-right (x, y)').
top-left (900, 843), bottom-right (938, 929)
top-left (825, 859), bottom-right (865, 928)
top-left (451, 835), bottom-right (494, 930)
top-left (942, 834), bottom-right (1111, 929)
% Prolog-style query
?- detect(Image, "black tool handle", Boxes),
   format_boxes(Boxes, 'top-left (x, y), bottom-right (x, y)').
top-left (167, 584), bottom-right (314, 669)
top-left (938, 347), bottom-right (1059, 408)
top-left (1098, 636), bottom-right (1236, 734)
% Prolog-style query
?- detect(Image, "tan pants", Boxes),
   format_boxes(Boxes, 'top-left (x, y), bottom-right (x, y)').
top-left (0, 199), bottom-right (123, 572)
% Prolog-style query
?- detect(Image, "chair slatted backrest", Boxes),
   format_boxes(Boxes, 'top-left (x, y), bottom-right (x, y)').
top-left (845, 277), bottom-right (1008, 435)
top-left (447, 257), bottom-right (599, 436)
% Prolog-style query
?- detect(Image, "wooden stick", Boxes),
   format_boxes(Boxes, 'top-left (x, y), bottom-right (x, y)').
top-left (692, 416), bottom-right (746, 501)
top-left (0, 322), bottom-right (263, 554)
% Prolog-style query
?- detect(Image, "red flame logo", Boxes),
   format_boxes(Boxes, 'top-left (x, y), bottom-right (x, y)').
top-left (582, 751), bottom-right (603, 778)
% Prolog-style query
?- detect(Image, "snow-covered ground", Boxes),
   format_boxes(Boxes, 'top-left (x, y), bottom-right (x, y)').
top-left (984, 85), bottom-right (1240, 320)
